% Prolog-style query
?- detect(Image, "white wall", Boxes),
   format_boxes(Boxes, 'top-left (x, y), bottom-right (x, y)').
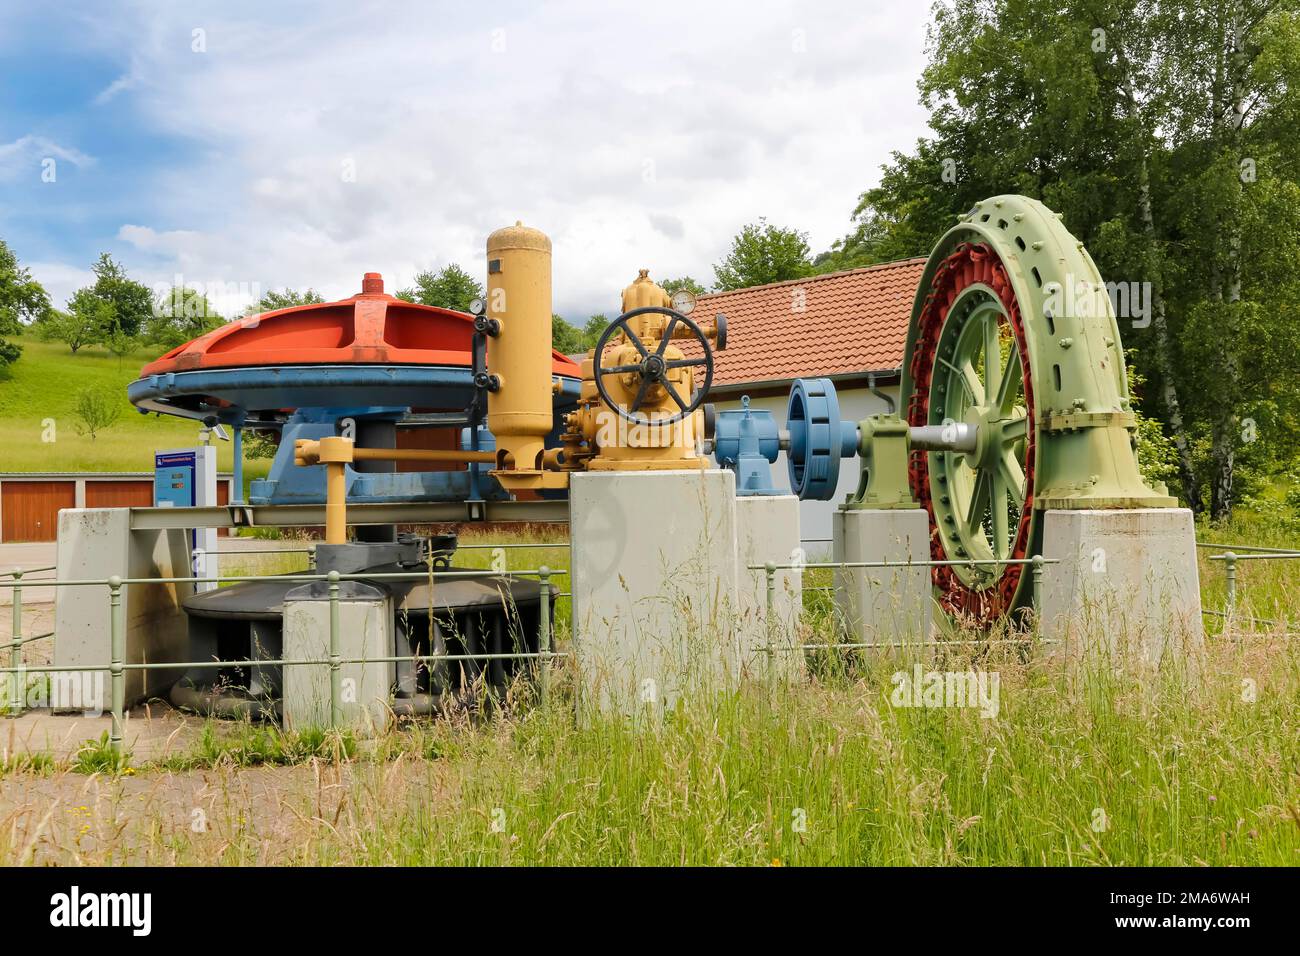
top-left (711, 384), bottom-right (900, 553)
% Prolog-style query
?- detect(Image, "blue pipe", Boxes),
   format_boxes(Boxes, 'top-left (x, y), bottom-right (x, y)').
top-left (232, 425), bottom-right (245, 504)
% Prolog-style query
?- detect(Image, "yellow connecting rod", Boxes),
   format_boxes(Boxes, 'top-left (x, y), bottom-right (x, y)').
top-left (294, 436), bottom-right (496, 544)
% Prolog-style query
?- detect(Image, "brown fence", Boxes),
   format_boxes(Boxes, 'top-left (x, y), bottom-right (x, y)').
top-left (0, 474), bottom-right (235, 543)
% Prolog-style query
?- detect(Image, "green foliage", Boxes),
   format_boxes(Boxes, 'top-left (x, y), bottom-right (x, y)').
top-left (242, 429), bottom-right (279, 459)
top-left (660, 276), bottom-right (707, 297)
top-left (35, 290), bottom-right (110, 354)
top-left (0, 238), bottom-right (50, 368)
top-left (830, 0), bottom-right (1300, 518)
top-left (71, 732), bottom-right (130, 775)
top-left (0, 751), bottom-right (55, 776)
top-left (72, 384), bottom-right (124, 440)
top-left (712, 219), bottom-right (813, 291)
top-left (159, 722), bottom-right (357, 770)
top-left (552, 314), bottom-right (610, 355)
top-left (0, 340), bottom-right (268, 476)
top-left (147, 285), bottom-right (225, 349)
top-left (83, 253), bottom-right (153, 336)
top-left (395, 263), bottom-right (484, 312)
top-left (244, 287), bottom-right (325, 315)
top-left (1127, 353), bottom-right (1179, 490)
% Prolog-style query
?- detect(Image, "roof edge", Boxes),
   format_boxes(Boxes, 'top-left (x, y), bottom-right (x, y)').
top-left (696, 256), bottom-right (927, 301)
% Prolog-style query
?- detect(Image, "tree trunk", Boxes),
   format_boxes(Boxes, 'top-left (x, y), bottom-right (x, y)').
top-left (1137, 166), bottom-right (1202, 512)
top-left (1210, 12), bottom-right (1248, 522)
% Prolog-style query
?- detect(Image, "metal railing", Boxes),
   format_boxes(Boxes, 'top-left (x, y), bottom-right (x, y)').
top-left (0, 560), bottom-right (571, 756)
top-left (1204, 547), bottom-right (1300, 621)
top-left (756, 555), bottom-right (1060, 668)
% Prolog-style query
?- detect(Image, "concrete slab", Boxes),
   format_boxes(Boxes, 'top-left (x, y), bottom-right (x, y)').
top-left (1, 704), bottom-right (202, 762)
top-left (1040, 508), bottom-right (1203, 663)
top-left (735, 495), bottom-right (804, 681)
top-left (832, 507), bottom-right (933, 649)
top-left (570, 470), bottom-right (740, 716)
top-left (53, 509), bottom-right (192, 709)
top-left (282, 592), bottom-right (393, 733)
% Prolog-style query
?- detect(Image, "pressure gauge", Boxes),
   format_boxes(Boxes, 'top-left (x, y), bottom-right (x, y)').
top-left (670, 288), bottom-right (697, 315)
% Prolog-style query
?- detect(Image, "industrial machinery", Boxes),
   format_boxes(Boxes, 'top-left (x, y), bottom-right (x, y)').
top-left (127, 226), bottom-right (724, 719)
top-left (713, 194), bottom-right (1176, 627)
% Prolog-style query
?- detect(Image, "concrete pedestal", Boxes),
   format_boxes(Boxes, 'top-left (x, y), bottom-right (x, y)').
top-left (832, 507), bottom-right (932, 649)
top-left (1039, 508), bottom-right (1202, 663)
top-left (570, 470), bottom-right (743, 716)
top-left (53, 509), bottom-right (193, 711)
top-left (282, 582), bottom-right (393, 733)
top-left (735, 495), bottom-right (805, 681)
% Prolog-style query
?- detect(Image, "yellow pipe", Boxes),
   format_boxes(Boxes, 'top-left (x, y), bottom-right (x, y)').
top-left (296, 436), bottom-right (497, 544)
top-left (295, 439), bottom-right (495, 466)
top-left (325, 461), bottom-right (347, 544)
top-left (352, 447), bottom-right (496, 464)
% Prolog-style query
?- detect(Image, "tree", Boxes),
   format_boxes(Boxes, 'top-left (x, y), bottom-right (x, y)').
top-left (827, 0), bottom-right (1300, 520)
top-left (552, 315), bottom-right (587, 355)
top-left (0, 238), bottom-right (51, 368)
top-left (149, 286), bottom-right (224, 349)
top-left (712, 220), bottom-right (813, 291)
top-left (395, 264), bottom-right (484, 312)
top-left (83, 253), bottom-right (152, 336)
top-left (73, 385), bottom-right (123, 441)
top-left (103, 326), bottom-right (136, 366)
top-left (582, 314), bottom-right (609, 344)
top-left (660, 277), bottom-right (707, 297)
top-left (244, 288), bottom-right (325, 315)
top-left (37, 289), bottom-right (113, 353)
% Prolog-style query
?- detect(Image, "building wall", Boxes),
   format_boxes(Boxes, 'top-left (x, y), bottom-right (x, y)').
top-left (711, 383), bottom-right (901, 553)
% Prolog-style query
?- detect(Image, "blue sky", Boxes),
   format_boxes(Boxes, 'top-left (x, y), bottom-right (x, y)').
top-left (0, 1), bottom-right (931, 319)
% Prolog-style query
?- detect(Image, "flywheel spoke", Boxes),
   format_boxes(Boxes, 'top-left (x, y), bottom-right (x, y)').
top-left (965, 467), bottom-right (990, 538)
top-left (960, 361), bottom-right (982, 406)
top-left (991, 472), bottom-right (1009, 559)
top-left (1001, 414), bottom-right (1027, 442)
top-left (1000, 451), bottom-right (1027, 503)
top-left (995, 349), bottom-right (1022, 413)
top-left (983, 313), bottom-right (1000, 405)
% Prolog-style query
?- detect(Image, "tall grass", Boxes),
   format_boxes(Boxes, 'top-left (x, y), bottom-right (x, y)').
top-left (0, 520), bottom-right (1295, 866)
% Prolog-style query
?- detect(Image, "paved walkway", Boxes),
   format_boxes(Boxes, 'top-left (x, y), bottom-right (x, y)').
top-left (1, 704), bottom-right (204, 762)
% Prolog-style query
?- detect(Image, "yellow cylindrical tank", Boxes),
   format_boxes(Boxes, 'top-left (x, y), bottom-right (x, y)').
top-left (486, 221), bottom-right (553, 472)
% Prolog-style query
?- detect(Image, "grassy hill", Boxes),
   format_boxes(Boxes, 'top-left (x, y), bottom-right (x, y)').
top-left (0, 337), bottom-right (268, 484)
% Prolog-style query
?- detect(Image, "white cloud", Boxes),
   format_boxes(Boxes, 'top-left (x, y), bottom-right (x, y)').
top-left (59, 1), bottom-right (932, 319)
top-left (0, 136), bottom-right (95, 182)
top-left (26, 261), bottom-right (95, 310)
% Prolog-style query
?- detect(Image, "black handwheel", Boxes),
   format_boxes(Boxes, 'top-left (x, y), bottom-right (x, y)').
top-left (593, 306), bottom-right (714, 426)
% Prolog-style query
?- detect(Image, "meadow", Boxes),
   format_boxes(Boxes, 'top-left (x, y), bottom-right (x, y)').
top-left (0, 338), bottom-right (266, 480)
top-left (0, 519), bottom-right (1295, 866)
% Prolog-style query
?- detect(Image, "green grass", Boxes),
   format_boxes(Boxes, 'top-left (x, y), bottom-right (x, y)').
top-left (0, 338), bottom-right (266, 480)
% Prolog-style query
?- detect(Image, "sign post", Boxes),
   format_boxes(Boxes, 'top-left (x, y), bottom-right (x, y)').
top-left (154, 447), bottom-right (218, 592)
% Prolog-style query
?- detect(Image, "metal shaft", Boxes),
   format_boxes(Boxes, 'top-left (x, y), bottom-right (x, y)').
top-left (908, 422), bottom-right (978, 453)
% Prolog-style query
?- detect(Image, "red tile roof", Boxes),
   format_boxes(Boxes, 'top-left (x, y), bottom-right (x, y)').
top-left (691, 258), bottom-right (927, 388)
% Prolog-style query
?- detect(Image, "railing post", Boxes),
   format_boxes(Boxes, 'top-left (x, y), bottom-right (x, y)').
top-left (764, 562), bottom-right (777, 689)
top-left (1223, 552), bottom-right (1237, 617)
top-left (538, 566), bottom-right (552, 706)
top-left (9, 568), bottom-right (23, 716)
top-left (108, 576), bottom-right (124, 757)
top-left (328, 570), bottom-right (341, 728)
top-left (1031, 555), bottom-right (1045, 635)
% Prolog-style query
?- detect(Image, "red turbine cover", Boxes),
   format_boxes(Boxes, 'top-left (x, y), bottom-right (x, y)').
top-left (139, 272), bottom-right (580, 378)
